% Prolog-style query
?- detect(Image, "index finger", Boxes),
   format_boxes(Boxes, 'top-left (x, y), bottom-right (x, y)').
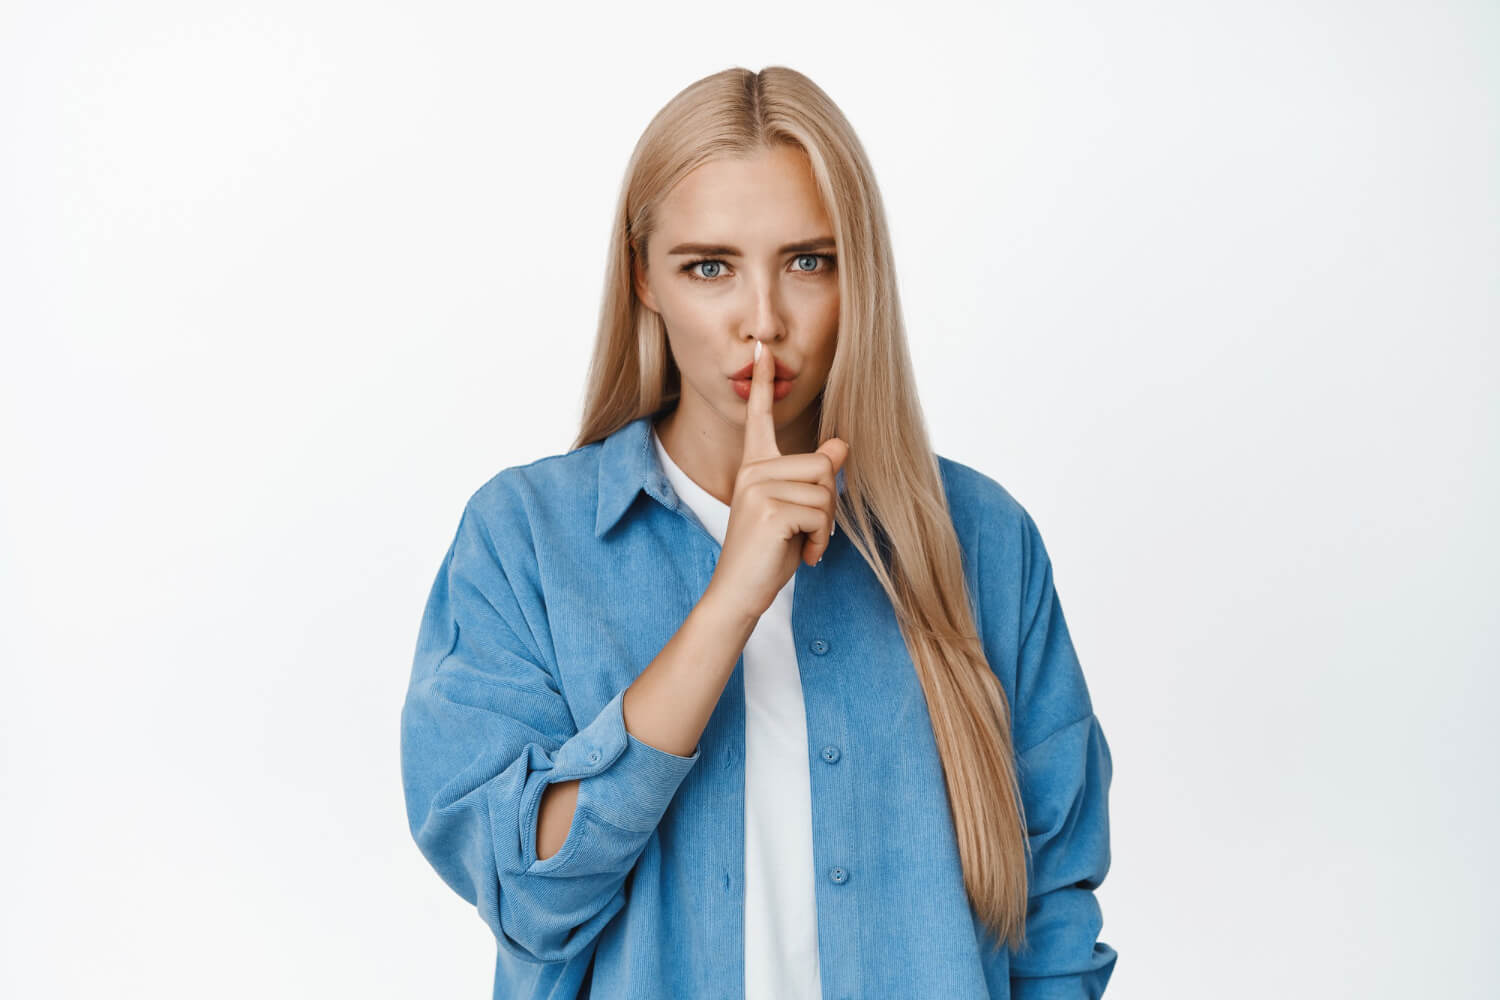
top-left (741, 340), bottom-right (781, 464)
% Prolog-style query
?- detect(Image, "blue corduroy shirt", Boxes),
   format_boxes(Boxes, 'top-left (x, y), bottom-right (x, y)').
top-left (400, 413), bottom-right (1117, 998)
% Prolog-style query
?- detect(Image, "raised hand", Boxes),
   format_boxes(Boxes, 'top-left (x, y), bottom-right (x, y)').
top-left (706, 340), bottom-right (850, 622)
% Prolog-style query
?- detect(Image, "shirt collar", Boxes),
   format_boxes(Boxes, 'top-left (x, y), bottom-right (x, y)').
top-left (595, 414), bottom-right (659, 539)
top-left (594, 412), bottom-right (847, 539)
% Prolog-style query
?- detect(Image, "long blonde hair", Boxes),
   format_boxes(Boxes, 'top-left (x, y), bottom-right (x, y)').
top-left (569, 65), bottom-right (1030, 954)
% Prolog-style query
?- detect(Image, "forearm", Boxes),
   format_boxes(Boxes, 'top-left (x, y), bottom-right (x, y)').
top-left (535, 587), bottom-right (755, 860)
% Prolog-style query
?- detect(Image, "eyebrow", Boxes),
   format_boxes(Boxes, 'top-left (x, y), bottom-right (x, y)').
top-left (666, 236), bottom-right (837, 257)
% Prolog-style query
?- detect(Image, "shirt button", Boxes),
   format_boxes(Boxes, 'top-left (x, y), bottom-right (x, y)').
top-left (588, 750), bottom-right (600, 765)
top-left (828, 866), bottom-right (848, 884)
top-left (820, 745), bottom-right (841, 763)
top-left (810, 638), bottom-right (829, 655)
top-left (722, 746), bottom-right (737, 769)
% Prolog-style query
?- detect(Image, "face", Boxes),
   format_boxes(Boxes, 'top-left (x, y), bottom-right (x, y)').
top-left (633, 143), bottom-right (840, 435)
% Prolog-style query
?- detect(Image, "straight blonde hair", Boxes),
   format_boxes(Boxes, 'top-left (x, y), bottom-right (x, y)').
top-left (570, 65), bottom-right (1030, 955)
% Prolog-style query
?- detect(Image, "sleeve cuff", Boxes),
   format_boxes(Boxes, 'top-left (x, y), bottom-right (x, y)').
top-left (516, 687), bottom-right (701, 872)
top-left (571, 687), bottom-right (701, 832)
top-left (1010, 952), bottom-right (1117, 1000)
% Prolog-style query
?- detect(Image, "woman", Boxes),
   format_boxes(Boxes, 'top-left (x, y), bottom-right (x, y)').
top-left (401, 65), bottom-right (1117, 999)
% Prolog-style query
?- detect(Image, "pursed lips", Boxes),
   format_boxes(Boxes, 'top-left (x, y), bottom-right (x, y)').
top-left (729, 360), bottom-right (798, 380)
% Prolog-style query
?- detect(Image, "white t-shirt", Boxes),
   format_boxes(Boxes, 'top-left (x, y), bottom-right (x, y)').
top-left (652, 424), bottom-right (823, 1000)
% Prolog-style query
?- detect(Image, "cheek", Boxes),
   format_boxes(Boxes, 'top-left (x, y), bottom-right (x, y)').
top-left (662, 323), bottom-right (717, 375)
top-left (819, 290), bottom-right (840, 337)
top-left (788, 282), bottom-right (838, 323)
top-left (819, 294), bottom-right (840, 360)
top-left (819, 280), bottom-right (839, 318)
top-left (661, 288), bottom-right (724, 329)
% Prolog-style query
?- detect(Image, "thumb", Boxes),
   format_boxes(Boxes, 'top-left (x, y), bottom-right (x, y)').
top-left (818, 435), bottom-right (850, 527)
top-left (804, 436), bottom-right (849, 564)
top-left (816, 436), bottom-right (850, 476)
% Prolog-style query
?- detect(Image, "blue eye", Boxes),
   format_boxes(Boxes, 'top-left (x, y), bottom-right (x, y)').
top-left (680, 253), bottom-right (836, 283)
top-left (685, 259), bottom-right (726, 281)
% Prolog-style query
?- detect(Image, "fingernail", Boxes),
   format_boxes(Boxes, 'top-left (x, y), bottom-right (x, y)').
top-left (754, 341), bottom-right (762, 361)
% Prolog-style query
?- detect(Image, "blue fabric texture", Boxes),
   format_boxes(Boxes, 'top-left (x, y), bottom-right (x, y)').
top-left (400, 413), bottom-right (1117, 999)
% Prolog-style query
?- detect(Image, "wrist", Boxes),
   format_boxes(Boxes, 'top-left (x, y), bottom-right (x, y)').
top-left (698, 582), bottom-right (759, 641)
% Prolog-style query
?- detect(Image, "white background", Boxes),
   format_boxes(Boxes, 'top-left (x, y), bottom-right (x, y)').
top-left (2, 1), bottom-right (1495, 997)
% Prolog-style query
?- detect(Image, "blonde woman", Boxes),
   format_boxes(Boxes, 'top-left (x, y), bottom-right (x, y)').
top-left (401, 65), bottom-right (1117, 1000)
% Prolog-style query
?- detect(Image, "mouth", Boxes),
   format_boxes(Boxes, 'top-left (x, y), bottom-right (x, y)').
top-left (731, 374), bottom-right (796, 401)
top-left (729, 359), bottom-right (799, 380)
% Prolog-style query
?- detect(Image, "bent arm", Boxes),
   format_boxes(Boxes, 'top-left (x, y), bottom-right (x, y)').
top-left (1006, 510), bottom-right (1118, 997)
top-left (400, 500), bottom-right (752, 965)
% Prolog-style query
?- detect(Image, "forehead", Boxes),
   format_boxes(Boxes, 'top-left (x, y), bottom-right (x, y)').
top-left (657, 145), bottom-right (831, 242)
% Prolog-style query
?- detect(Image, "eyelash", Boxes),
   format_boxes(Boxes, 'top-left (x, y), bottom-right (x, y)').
top-left (680, 253), bottom-right (837, 283)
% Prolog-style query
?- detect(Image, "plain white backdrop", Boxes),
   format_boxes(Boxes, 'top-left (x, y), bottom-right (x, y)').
top-left (2, 1), bottom-right (1495, 996)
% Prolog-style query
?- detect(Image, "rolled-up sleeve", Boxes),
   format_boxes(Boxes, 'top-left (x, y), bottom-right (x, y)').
top-left (400, 500), bottom-right (701, 965)
top-left (1008, 510), bottom-right (1118, 998)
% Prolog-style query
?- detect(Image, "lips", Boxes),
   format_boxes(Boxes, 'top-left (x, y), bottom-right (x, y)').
top-left (729, 358), bottom-right (798, 380)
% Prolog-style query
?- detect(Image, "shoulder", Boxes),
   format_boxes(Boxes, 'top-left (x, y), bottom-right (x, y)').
top-left (934, 452), bottom-right (1058, 625)
top-left (935, 452), bottom-right (1036, 544)
top-left (462, 440), bottom-right (604, 531)
top-left (450, 443), bottom-right (603, 566)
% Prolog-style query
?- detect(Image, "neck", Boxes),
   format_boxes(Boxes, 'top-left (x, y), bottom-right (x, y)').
top-left (653, 399), bottom-right (820, 507)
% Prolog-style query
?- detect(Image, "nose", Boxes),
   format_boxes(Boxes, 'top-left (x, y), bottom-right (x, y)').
top-left (740, 277), bottom-right (786, 344)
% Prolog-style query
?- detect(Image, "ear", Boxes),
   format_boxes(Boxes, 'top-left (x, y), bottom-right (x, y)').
top-left (632, 246), bottom-right (659, 314)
